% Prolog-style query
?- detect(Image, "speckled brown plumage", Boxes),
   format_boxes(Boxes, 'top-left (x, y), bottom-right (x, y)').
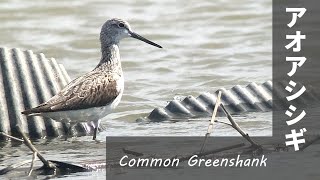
top-left (22, 70), bottom-right (122, 114)
top-left (22, 44), bottom-right (123, 115)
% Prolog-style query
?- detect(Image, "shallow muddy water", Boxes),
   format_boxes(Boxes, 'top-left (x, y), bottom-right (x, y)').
top-left (0, 0), bottom-right (272, 179)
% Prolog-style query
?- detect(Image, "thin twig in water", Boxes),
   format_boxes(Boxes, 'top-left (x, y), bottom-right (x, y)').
top-left (121, 143), bottom-right (245, 165)
top-left (220, 104), bottom-right (261, 148)
top-left (0, 131), bottom-right (56, 175)
top-left (122, 148), bottom-right (144, 157)
top-left (300, 136), bottom-right (320, 151)
top-left (0, 132), bottom-right (24, 142)
top-left (214, 120), bottom-right (232, 127)
top-left (199, 91), bottom-right (222, 153)
top-left (179, 143), bottom-right (245, 162)
top-left (16, 125), bottom-right (56, 169)
top-left (28, 152), bottom-right (37, 176)
top-left (0, 160), bottom-right (32, 175)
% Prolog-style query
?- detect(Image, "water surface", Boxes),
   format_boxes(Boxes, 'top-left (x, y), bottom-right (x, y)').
top-left (0, 0), bottom-right (271, 178)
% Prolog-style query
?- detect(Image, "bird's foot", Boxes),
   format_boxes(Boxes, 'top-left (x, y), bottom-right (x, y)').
top-left (92, 127), bottom-right (102, 143)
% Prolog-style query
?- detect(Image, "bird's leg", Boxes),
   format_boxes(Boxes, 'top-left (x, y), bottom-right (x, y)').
top-left (65, 122), bottom-right (76, 141)
top-left (64, 123), bottom-right (71, 141)
top-left (93, 127), bottom-right (97, 140)
top-left (92, 119), bottom-right (101, 141)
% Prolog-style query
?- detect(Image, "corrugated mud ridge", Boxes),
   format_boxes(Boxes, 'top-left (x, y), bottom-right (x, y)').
top-left (0, 47), bottom-right (95, 140)
top-left (137, 81), bottom-right (319, 122)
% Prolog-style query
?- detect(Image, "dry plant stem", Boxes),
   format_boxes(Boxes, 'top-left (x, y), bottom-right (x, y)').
top-left (179, 143), bottom-right (245, 162)
top-left (0, 132), bottom-right (31, 175)
top-left (200, 91), bottom-right (222, 153)
top-left (0, 160), bottom-right (32, 175)
top-left (121, 143), bottom-right (245, 164)
top-left (0, 132), bottom-right (24, 142)
top-left (300, 136), bottom-right (320, 151)
top-left (214, 120), bottom-right (232, 127)
top-left (28, 152), bottom-right (37, 176)
top-left (220, 104), bottom-right (261, 148)
top-left (122, 148), bottom-right (144, 156)
top-left (122, 148), bottom-right (156, 161)
top-left (16, 125), bottom-right (56, 169)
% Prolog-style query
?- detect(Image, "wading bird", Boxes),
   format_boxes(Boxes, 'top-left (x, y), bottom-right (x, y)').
top-left (22, 18), bottom-right (162, 140)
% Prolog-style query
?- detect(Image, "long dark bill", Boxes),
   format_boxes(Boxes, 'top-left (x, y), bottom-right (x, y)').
top-left (130, 31), bottom-right (162, 48)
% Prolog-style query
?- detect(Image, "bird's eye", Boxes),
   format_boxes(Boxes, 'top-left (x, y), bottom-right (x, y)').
top-left (118, 23), bottom-right (125, 28)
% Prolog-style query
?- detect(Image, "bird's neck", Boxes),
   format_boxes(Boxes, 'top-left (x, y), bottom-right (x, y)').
top-left (95, 44), bottom-right (122, 71)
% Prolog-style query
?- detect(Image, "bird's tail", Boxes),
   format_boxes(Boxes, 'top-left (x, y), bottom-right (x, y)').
top-left (21, 109), bottom-right (36, 115)
top-left (21, 105), bottom-right (46, 115)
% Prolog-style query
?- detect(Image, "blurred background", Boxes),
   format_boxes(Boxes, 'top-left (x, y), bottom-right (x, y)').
top-left (0, 0), bottom-right (272, 136)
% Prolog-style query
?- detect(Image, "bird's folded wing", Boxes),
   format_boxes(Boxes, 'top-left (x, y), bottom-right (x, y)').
top-left (22, 71), bottom-right (122, 114)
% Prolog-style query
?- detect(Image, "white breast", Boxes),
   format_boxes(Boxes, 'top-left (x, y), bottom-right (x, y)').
top-left (110, 75), bottom-right (124, 109)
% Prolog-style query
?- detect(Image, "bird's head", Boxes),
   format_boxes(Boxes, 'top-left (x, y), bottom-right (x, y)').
top-left (100, 18), bottom-right (162, 48)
